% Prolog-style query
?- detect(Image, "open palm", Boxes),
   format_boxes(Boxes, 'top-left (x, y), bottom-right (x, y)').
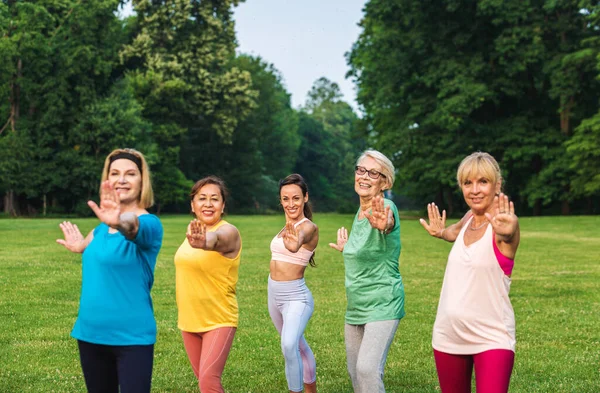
top-left (88, 180), bottom-right (121, 228)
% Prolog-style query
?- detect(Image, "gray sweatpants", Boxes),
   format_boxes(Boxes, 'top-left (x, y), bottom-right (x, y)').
top-left (345, 319), bottom-right (400, 393)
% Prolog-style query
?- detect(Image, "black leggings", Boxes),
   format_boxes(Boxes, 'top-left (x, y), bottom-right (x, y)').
top-left (77, 340), bottom-right (154, 393)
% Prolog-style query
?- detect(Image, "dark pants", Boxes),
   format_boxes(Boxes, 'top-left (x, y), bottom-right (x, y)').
top-left (77, 340), bottom-right (154, 393)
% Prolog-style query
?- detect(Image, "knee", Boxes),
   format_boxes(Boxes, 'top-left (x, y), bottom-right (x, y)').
top-left (355, 359), bottom-right (381, 383)
top-left (281, 338), bottom-right (299, 361)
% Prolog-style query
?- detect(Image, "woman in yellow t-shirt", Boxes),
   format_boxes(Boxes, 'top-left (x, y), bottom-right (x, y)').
top-left (174, 176), bottom-right (242, 393)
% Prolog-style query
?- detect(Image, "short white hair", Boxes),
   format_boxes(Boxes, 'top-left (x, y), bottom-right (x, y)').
top-left (356, 149), bottom-right (395, 189)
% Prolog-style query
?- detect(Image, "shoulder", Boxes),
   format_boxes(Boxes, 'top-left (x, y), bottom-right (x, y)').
top-left (217, 221), bottom-right (240, 238)
top-left (384, 198), bottom-right (398, 210)
top-left (138, 213), bottom-right (161, 223)
top-left (299, 219), bottom-right (318, 233)
top-left (137, 214), bottom-right (164, 239)
top-left (384, 198), bottom-right (399, 219)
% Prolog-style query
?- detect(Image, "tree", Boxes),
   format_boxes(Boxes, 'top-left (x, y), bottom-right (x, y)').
top-left (348, 0), bottom-right (600, 215)
top-left (121, 0), bottom-right (257, 210)
top-left (565, 4), bottom-right (600, 211)
top-left (0, 0), bottom-right (128, 215)
top-left (296, 78), bottom-right (360, 212)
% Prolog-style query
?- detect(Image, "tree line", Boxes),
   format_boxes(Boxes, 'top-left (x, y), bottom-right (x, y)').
top-left (347, 0), bottom-right (600, 215)
top-left (0, 0), bottom-right (362, 216)
top-left (1, 0), bottom-right (599, 217)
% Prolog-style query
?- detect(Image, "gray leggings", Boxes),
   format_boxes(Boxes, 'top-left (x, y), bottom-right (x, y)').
top-left (345, 319), bottom-right (399, 393)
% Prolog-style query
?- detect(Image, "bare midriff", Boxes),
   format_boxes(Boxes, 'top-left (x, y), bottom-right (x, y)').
top-left (269, 259), bottom-right (306, 281)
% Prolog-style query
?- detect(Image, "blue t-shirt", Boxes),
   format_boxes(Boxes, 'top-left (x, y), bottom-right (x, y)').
top-left (71, 214), bottom-right (163, 345)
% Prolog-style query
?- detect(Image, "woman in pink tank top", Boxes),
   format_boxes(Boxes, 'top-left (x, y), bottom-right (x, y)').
top-left (420, 152), bottom-right (521, 393)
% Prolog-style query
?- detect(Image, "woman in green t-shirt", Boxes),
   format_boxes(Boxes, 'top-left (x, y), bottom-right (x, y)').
top-left (329, 149), bottom-right (405, 393)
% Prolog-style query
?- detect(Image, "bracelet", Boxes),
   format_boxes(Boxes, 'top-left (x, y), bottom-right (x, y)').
top-left (440, 228), bottom-right (445, 240)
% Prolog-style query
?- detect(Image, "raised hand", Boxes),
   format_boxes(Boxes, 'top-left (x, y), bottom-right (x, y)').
top-left (485, 193), bottom-right (518, 240)
top-left (364, 194), bottom-right (392, 232)
top-left (282, 221), bottom-right (301, 251)
top-left (419, 202), bottom-right (447, 238)
top-left (56, 221), bottom-right (86, 253)
top-left (87, 180), bottom-right (121, 228)
top-left (187, 219), bottom-right (207, 249)
top-left (329, 226), bottom-right (348, 252)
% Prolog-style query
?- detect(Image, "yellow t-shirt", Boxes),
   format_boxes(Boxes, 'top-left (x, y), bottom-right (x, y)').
top-left (175, 220), bottom-right (241, 332)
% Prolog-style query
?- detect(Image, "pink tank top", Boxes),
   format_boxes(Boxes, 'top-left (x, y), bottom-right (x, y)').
top-left (270, 218), bottom-right (314, 266)
top-left (432, 217), bottom-right (516, 354)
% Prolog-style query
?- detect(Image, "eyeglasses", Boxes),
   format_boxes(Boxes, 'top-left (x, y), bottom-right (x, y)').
top-left (355, 166), bottom-right (386, 179)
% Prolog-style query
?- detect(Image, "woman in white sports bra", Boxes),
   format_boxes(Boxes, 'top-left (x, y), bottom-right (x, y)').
top-left (268, 173), bottom-right (319, 393)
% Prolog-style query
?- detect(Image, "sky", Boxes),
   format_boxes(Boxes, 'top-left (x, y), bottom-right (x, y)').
top-left (234, 0), bottom-right (367, 111)
top-left (119, 0), bottom-right (367, 112)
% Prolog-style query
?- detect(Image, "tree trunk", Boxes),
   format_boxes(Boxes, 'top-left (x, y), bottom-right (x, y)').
top-left (533, 198), bottom-right (542, 216)
top-left (561, 199), bottom-right (570, 215)
top-left (4, 190), bottom-right (18, 216)
top-left (443, 187), bottom-right (455, 217)
top-left (43, 194), bottom-right (47, 216)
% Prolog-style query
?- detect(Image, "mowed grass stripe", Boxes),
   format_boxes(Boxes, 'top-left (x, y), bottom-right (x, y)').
top-left (0, 215), bottom-right (598, 392)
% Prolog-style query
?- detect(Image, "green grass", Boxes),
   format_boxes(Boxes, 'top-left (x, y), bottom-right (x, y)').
top-left (0, 214), bottom-right (599, 392)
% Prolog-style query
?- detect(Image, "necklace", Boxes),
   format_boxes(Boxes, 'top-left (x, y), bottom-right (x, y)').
top-left (469, 219), bottom-right (488, 231)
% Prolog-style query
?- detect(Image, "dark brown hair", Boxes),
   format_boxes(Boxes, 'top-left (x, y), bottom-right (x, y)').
top-left (190, 176), bottom-right (229, 212)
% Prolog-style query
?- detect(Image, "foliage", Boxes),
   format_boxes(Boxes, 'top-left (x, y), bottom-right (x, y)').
top-left (0, 0), bottom-right (128, 214)
top-left (296, 78), bottom-right (361, 213)
top-left (347, 0), bottom-right (600, 215)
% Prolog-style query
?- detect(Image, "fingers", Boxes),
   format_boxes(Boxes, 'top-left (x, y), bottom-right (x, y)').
top-left (337, 227), bottom-right (348, 241)
top-left (189, 219), bottom-right (206, 235)
top-left (328, 243), bottom-right (342, 251)
top-left (87, 200), bottom-right (101, 216)
top-left (427, 202), bottom-right (444, 222)
top-left (494, 193), bottom-right (516, 216)
top-left (419, 218), bottom-right (430, 231)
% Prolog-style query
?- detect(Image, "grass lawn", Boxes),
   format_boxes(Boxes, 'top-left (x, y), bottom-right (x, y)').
top-left (0, 213), bottom-right (599, 392)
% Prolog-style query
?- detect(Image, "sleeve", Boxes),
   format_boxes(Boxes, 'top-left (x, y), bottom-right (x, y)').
top-left (385, 199), bottom-right (401, 233)
top-left (133, 214), bottom-right (164, 250)
top-left (92, 223), bottom-right (104, 236)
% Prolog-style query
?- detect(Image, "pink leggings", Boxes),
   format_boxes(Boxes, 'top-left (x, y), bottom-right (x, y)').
top-left (182, 327), bottom-right (237, 393)
top-left (433, 349), bottom-right (514, 393)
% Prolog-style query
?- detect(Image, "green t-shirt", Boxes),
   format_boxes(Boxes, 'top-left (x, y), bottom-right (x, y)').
top-left (343, 198), bottom-right (405, 324)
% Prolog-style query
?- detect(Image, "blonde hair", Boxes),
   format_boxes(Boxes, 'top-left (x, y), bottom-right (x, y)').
top-left (456, 152), bottom-right (502, 189)
top-left (356, 149), bottom-right (395, 190)
top-left (101, 148), bottom-right (154, 208)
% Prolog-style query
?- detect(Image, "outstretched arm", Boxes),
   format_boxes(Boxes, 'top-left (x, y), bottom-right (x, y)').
top-left (87, 180), bottom-right (139, 240)
top-left (365, 194), bottom-right (394, 233)
top-left (187, 219), bottom-right (241, 255)
top-left (56, 222), bottom-right (93, 253)
top-left (485, 193), bottom-right (520, 258)
top-left (282, 220), bottom-right (318, 253)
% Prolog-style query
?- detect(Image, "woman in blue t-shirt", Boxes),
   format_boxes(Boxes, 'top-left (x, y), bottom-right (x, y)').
top-left (57, 148), bottom-right (163, 393)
